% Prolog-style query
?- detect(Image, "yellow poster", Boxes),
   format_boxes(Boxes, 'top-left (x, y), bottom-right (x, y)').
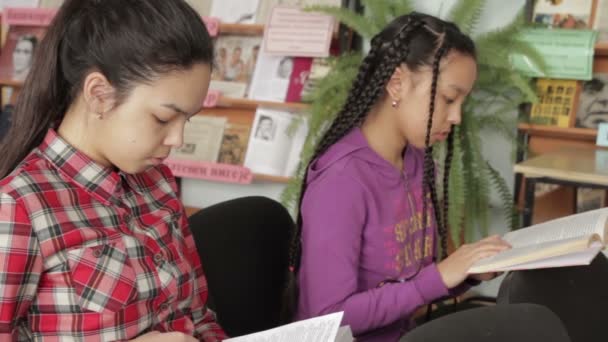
top-left (530, 78), bottom-right (578, 127)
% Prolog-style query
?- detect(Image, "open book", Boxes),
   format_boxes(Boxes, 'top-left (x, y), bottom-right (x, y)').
top-left (224, 312), bottom-right (353, 342)
top-left (468, 208), bottom-right (608, 274)
top-left (243, 107), bottom-right (308, 177)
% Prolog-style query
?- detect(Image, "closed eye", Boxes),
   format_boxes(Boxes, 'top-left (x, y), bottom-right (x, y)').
top-left (445, 96), bottom-right (456, 105)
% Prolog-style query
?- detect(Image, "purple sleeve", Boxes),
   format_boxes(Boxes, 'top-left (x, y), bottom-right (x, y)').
top-left (298, 173), bottom-right (449, 335)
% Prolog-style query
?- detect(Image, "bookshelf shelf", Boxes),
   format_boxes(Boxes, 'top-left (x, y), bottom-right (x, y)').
top-left (253, 173), bottom-right (292, 183)
top-left (215, 96), bottom-right (310, 112)
top-left (0, 79), bottom-right (24, 87)
top-left (596, 43), bottom-right (608, 56)
top-left (517, 123), bottom-right (597, 141)
top-left (219, 23), bottom-right (264, 35)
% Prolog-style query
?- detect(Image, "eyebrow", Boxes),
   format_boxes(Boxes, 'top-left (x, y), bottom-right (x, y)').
top-left (162, 103), bottom-right (202, 118)
top-left (449, 84), bottom-right (469, 95)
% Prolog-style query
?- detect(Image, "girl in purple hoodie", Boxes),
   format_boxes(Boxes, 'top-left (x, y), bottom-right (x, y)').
top-left (285, 12), bottom-right (511, 341)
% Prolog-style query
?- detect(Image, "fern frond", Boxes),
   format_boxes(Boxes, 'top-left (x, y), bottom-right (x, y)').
top-left (361, 0), bottom-right (392, 36)
top-left (306, 5), bottom-right (375, 38)
top-left (389, 0), bottom-right (414, 16)
top-left (485, 161), bottom-right (517, 229)
top-left (447, 0), bottom-right (486, 35)
top-left (448, 126), bottom-right (466, 246)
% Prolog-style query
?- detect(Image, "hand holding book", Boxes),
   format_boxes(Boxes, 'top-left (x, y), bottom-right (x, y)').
top-left (437, 235), bottom-right (511, 288)
top-left (468, 208), bottom-right (608, 274)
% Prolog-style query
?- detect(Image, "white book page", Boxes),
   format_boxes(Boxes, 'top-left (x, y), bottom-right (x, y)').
top-left (0, 0), bottom-right (39, 9)
top-left (492, 243), bottom-right (602, 272)
top-left (248, 52), bottom-right (292, 102)
top-left (244, 108), bottom-right (294, 176)
top-left (595, 0), bottom-right (608, 43)
top-left (283, 118), bottom-right (308, 177)
top-left (335, 325), bottom-right (354, 342)
top-left (225, 312), bottom-right (344, 342)
top-left (468, 236), bottom-right (591, 273)
top-left (502, 208), bottom-right (608, 248)
top-left (210, 0), bottom-right (260, 24)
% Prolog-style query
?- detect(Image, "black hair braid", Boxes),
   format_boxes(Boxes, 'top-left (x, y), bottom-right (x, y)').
top-left (441, 130), bottom-right (455, 259)
top-left (312, 20), bottom-right (424, 159)
top-left (422, 43), bottom-right (448, 260)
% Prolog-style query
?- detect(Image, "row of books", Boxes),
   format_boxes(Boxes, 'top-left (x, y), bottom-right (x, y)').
top-left (170, 107), bottom-right (308, 178)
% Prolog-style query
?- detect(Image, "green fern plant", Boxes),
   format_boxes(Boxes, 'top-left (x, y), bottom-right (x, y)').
top-left (280, 0), bottom-right (546, 246)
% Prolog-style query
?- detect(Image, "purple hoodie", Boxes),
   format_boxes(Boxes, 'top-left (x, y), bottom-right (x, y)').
top-left (296, 128), bottom-right (467, 341)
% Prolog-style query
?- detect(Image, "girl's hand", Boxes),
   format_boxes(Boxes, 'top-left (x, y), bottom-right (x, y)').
top-left (436, 235), bottom-right (511, 288)
top-left (130, 331), bottom-right (198, 342)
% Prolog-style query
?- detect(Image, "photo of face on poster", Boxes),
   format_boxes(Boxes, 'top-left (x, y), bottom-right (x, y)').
top-left (576, 73), bottom-right (608, 129)
top-left (0, 26), bottom-right (46, 82)
top-left (254, 115), bottom-right (276, 141)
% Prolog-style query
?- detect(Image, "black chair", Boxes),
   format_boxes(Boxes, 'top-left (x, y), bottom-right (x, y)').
top-left (188, 196), bottom-right (294, 337)
top-left (402, 303), bottom-right (571, 342)
top-left (0, 105), bottom-right (13, 139)
top-left (497, 253), bottom-right (608, 342)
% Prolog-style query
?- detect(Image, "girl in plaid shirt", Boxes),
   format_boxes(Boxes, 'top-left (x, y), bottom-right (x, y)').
top-left (0, 0), bottom-right (226, 341)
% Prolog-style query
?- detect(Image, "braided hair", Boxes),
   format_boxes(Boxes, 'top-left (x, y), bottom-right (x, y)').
top-left (281, 12), bottom-right (476, 322)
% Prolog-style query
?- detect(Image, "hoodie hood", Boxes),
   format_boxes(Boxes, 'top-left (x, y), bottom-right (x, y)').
top-left (307, 128), bottom-right (424, 186)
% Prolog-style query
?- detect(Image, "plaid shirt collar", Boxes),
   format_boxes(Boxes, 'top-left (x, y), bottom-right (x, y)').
top-left (39, 129), bottom-right (146, 205)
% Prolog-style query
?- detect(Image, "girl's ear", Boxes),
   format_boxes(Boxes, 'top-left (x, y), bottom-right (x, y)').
top-left (385, 65), bottom-right (413, 103)
top-left (82, 71), bottom-right (116, 118)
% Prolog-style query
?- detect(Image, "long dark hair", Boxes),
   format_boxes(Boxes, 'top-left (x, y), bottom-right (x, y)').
top-left (282, 12), bottom-right (476, 322)
top-left (0, 0), bottom-right (214, 179)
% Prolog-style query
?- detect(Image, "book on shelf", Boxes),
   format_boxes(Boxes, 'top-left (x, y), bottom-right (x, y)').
top-left (248, 52), bottom-right (293, 102)
top-left (244, 107), bottom-right (308, 177)
top-left (224, 312), bottom-right (353, 342)
top-left (169, 115), bottom-right (227, 163)
top-left (575, 72), bottom-right (608, 129)
top-left (209, 0), bottom-right (260, 24)
top-left (468, 208), bottom-right (608, 274)
top-left (532, 0), bottom-right (594, 29)
top-left (185, 0), bottom-right (211, 17)
top-left (218, 121), bottom-right (252, 165)
top-left (255, 0), bottom-right (342, 24)
top-left (529, 78), bottom-right (579, 128)
top-left (285, 57), bottom-right (314, 103)
top-left (593, 0), bottom-right (608, 44)
top-left (210, 35), bottom-right (262, 98)
top-left (0, 0), bottom-right (40, 10)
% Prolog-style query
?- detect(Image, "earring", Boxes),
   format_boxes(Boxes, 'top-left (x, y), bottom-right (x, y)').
top-left (391, 100), bottom-right (400, 108)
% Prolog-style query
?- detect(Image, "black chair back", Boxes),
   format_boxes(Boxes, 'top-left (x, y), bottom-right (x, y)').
top-left (188, 196), bottom-right (293, 337)
top-left (402, 303), bottom-right (570, 342)
top-left (497, 253), bottom-right (608, 342)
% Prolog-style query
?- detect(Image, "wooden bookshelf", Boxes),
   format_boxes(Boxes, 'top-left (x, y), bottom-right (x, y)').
top-left (219, 23), bottom-right (264, 35)
top-left (216, 96), bottom-right (310, 112)
top-left (596, 43), bottom-right (608, 57)
top-left (517, 123), bottom-right (597, 142)
top-left (0, 79), bottom-right (23, 87)
top-left (253, 173), bottom-right (292, 183)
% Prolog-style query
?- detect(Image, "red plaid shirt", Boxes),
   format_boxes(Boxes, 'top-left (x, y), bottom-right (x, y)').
top-left (0, 130), bottom-right (227, 341)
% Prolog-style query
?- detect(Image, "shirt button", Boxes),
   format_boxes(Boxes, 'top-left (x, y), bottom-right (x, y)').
top-left (92, 249), bottom-right (103, 258)
top-left (160, 302), bottom-right (169, 311)
top-left (123, 214), bottom-right (131, 222)
top-left (154, 253), bottom-right (164, 264)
